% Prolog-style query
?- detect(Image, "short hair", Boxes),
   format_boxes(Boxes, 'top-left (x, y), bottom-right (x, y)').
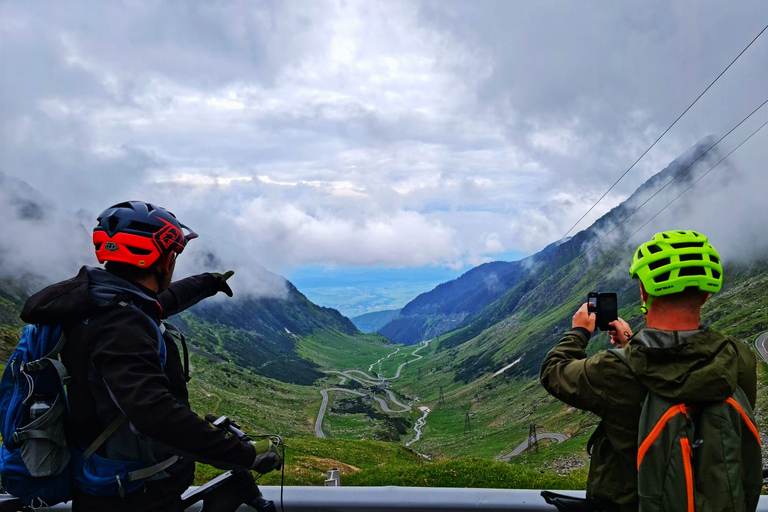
top-left (652, 286), bottom-right (708, 310)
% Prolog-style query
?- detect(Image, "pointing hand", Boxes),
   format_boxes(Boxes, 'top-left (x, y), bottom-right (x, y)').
top-left (211, 270), bottom-right (234, 297)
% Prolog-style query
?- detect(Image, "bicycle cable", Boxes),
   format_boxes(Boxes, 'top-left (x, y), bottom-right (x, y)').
top-left (250, 434), bottom-right (285, 512)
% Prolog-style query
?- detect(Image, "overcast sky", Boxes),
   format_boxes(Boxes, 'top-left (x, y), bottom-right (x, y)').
top-left (1, 1), bottom-right (766, 315)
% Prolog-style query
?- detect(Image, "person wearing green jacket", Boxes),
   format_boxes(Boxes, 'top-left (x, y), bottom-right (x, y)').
top-left (540, 230), bottom-right (759, 512)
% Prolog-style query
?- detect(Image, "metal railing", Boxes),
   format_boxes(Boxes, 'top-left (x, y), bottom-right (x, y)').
top-left (18, 487), bottom-right (768, 511)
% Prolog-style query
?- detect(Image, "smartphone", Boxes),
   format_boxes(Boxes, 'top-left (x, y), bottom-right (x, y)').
top-left (587, 292), bottom-right (618, 331)
top-left (587, 292), bottom-right (598, 315)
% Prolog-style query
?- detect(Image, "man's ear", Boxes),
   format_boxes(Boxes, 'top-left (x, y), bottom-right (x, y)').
top-left (639, 282), bottom-right (649, 303)
top-left (156, 251), bottom-right (175, 274)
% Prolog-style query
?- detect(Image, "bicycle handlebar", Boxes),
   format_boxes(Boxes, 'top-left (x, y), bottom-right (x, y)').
top-left (205, 413), bottom-right (252, 442)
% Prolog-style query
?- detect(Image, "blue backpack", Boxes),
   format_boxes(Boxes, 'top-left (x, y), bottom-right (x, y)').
top-left (0, 320), bottom-right (176, 506)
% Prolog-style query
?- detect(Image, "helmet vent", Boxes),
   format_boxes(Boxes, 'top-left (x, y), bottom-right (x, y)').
top-left (654, 271), bottom-right (671, 283)
top-left (712, 269), bottom-right (721, 279)
top-left (679, 267), bottom-right (706, 277)
top-left (127, 220), bottom-right (159, 234)
top-left (679, 254), bottom-right (703, 262)
top-left (647, 245), bottom-right (662, 254)
top-left (670, 242), bottom-right (704, 249)
top-left (125, 246), bottom-right (152, 255)
top-left (108, 217), bottom-right (120, 233)
top-left (710, 255), bottom-right (719, 264)
top-left (113, 202), bottom-right (133, 209)
top-left (648, 258), bottom-right (670, 271)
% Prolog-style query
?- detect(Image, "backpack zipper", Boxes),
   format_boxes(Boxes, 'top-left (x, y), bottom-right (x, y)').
top-left (680, 437), bottom-right (694, 512)
top-left (725, 397), bottom-right (762, 444)
top-left (637, 404), bottom-right (688, 469)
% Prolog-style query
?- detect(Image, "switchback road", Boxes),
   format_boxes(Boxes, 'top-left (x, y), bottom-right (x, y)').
top-left (754, 332), bottom-right (768, 364)
top-left (498, 433), bottom-right (567, 461)
top-left (315, 341), bottom-right (429, 438)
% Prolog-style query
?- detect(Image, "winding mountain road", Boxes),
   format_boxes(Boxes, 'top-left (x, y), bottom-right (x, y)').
top-left (497, 433), bottom-right (568, 461)
top-left (754, 332), bottom-right (768, 364)
top-left (315, 341), bottom-right (429, 438)
top-left (315, 388), bottom-right (366, 438)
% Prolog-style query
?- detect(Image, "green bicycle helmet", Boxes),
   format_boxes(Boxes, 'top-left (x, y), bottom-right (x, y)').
top-left (629, 230), bottom-right (722, 297)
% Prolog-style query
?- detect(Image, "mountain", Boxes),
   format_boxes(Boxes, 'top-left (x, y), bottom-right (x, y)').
top-left (0, 266), bottom-right (362, 386)
top-left (400, 138), bottom-right (768, 383)
top-left (0, 174), bottom-right (368, 386)
top-left (178, 280), bottom-right (360, 385)
top-left (378, 261), bottom-right (525, 344)
top-left (350, 309), bottom-right (401, 333)
top-left (379, 138), bottom-right (722, 346)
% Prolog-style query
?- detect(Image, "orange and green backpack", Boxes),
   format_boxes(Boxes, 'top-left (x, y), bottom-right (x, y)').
top-left (614, 348), bottom-right (762, 512)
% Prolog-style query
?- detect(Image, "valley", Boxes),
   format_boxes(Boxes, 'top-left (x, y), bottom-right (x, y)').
top-left (1, 145), bottom-right (767, 491)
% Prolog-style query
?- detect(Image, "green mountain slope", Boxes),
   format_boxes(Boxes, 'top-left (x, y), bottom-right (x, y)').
top-left (378, 138), bottom-right (720, 347)
top-left (178, 280), bottom-right (363, 385)
top-left (350, 309), bottom-right (401, 333)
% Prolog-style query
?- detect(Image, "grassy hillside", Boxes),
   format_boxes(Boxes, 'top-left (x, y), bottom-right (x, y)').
top-left (180, 280), bottom-right (361, 385)
top-left (384, 257), bottom-right (768, 469)
top-left (194, 437), bottom-right (587, 490)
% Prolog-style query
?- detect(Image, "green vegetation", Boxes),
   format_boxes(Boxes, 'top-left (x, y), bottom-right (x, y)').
top-left (328, 397), bottom-right (411, 442)
top-left (194, 437), bottom-right (421, 486)
top-left (193, 437), bottom-right (587, 490)
top-left (0, 245), bottom-right (766, 492)
top-left (344, 456), bottom-right (586, 489)
top-left (186, 353), bottom-right (319, 436)
top-left (296, 329), bottom-right (394, 370)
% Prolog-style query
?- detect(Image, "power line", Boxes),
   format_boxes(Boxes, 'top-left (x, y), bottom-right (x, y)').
top-left (583, 98), bottom-right (768, 255)
top-left (519, 112), bottom-right (766, 311)
top-left (516, 98), bottom-right (765, 290)
top-left (559, 23), bottom-right (768, 242)
top-left (619, 119), bottom-right (768, 252)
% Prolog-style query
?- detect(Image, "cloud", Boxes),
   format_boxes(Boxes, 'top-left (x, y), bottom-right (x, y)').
top-left (0, 0), bottom-right (766, 290)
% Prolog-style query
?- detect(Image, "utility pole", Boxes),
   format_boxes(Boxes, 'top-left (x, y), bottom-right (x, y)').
top-left (417, 367), bottom-right (422, 381)
top-left (438, 386), bottom-right (445, 405)
top-left (526, 424), bottom-right (546, 453)
top-left (464, 412), bottom-right (471, 434)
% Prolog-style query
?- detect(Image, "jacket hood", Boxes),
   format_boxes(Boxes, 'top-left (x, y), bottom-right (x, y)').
top-left (21, 266), bottom-right (158, 325)
top-left (624, 328), bottom-right (739, 401)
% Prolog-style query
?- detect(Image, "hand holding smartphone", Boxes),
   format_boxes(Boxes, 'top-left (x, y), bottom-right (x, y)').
top-left (587, 292), bottom-right (618, 331)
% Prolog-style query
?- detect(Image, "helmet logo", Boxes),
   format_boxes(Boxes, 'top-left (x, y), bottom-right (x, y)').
top-left (105, 242), bottom-right (119, 252)
top-left (153, 221), bottom-right (183, 253)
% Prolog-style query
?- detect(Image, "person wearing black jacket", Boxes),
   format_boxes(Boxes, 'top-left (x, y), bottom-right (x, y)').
top-left (20, 201), bottom-right (281, 512)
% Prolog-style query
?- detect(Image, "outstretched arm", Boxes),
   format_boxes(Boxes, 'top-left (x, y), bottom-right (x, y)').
top-left (159, 271), bottom-right (234, 318)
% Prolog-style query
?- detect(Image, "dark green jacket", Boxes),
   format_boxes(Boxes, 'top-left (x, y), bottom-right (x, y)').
top-left (540, 328), bottom-right (757, 512)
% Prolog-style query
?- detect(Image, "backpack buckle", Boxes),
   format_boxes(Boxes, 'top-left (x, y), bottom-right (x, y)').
top-left (25, 360), bottom-right (46, 373)
top-left (116, 474), bottom-right (125, 498)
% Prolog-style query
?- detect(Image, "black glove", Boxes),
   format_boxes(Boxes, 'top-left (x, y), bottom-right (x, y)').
top-left (250, 439), bottom-right (282, 474)
top-left (210, 270), bottom-right (234, 297)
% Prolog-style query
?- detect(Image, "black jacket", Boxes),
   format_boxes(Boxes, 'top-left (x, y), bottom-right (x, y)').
top-left (21, 266), bottom-right (255, 499)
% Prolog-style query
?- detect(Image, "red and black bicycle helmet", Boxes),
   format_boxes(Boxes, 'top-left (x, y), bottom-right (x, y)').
top-left (93, 201), bottom-right (198, 267)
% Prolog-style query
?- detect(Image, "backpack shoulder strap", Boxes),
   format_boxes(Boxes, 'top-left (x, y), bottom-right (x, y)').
top-left (610, 347), bottom-right (631, 372)
top-left (82, 414), bottom-right (126, 458)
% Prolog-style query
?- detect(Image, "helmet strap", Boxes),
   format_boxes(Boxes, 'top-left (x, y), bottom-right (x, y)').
top-left (152, 266), bottom-right (166, 292)
top-left (640, 295), bottom-right (654, 316)
top-left (152, 251), bottom-right (177, 293)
